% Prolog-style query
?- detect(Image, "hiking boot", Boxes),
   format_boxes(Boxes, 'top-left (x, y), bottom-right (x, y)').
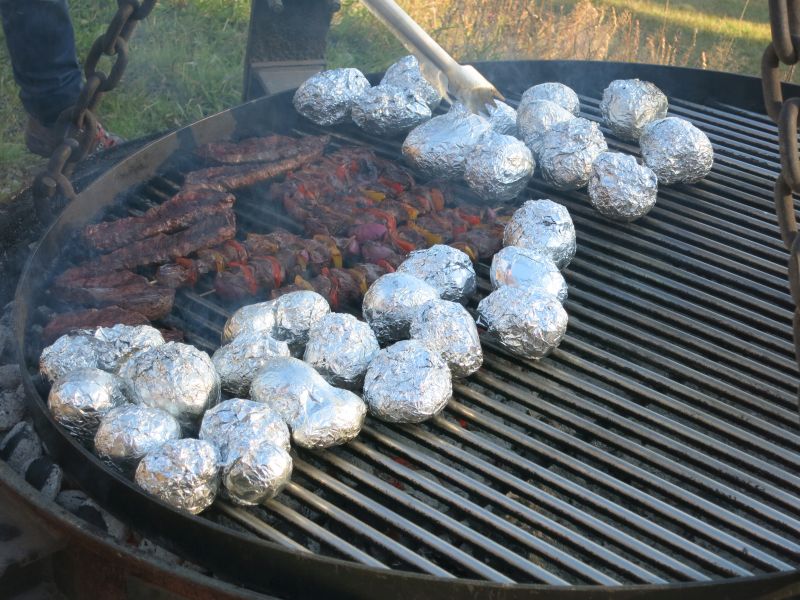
top-left (25, 116), bottom-right (124, 159)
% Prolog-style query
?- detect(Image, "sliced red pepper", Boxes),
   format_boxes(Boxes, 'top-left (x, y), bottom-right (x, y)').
top-left (229, 262), bottom-right (258, 296)
top-left (457, 207), bottom-right (482, 226)
top-left (224, 239), bottom-right (248, 260)
top-left (175, 257), bottom-right (198, 286)
top-left (429, 188), bottom-right (446, 212)
top-left (378, 176), bottom-right (405, 195)
top-left (389, 229), bottom-right (416, 254)
top-left (262, 255), bottom-right (284, 289)
top-left (366, 208), bottom-right (397, 233)
top-left (376, 259), bottom-right (395, 273)
top-left (327, 271), bottom-right (340, 310)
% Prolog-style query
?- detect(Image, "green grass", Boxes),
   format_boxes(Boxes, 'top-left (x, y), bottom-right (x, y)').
top-left (0, 0), bottom-right (786, 203)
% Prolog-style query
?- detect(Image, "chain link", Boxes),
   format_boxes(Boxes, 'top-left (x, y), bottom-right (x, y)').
top-left (764, 0), bottom-right (800, 411)
top-left (33, 0), bottom-right (156, 214)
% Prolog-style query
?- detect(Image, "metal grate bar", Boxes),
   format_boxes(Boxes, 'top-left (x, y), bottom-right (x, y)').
top-left (215, 501), bottom-right (313, 553)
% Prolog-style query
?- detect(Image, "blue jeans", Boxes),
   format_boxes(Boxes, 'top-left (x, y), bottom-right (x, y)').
top-left (0, 0), bottom-right (82, 125)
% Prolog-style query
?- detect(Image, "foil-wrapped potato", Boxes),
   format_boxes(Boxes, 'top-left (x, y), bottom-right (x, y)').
top-left (48, 368), bottom-right (130, 445)
top-left (521, 82), bottom-right (580, 115)
top-left (639, 117), bottom-right (714, 184)
top-left (363, 340), bottom-right (452, 423)
top-left (221, 437), bottom-right (292, 506)
top-left (503, 199), bottom-right (577, 269)
top-left (94, 404), bottom-right (181, 472)
top-left (477, 286), bottom-right (568, 360)
top-left (200, 398), bottom-right (291, 456)
top-left (212, 331), bottom-right (290, 397)
top-left (93, 324), bottom-right (165, 372)
top-left (464, 131), bottom-right (535, 202)
top-left (516, 99), bottom-right (575, 159)
top-left (270, 291), bottom-right (330, 355)
top-left (362, 272), bottom-right (440, 343)
top-left (251, 357), bottom-right (366, 449)
top-left (118, 342), bottom-right (220, 431)
top-left (352, 84), bottom-right (432, 136)
top-left (303, 313), bottom-right (380, 389)
top-left (587, 152), bottom-right (658, 221)
top-left (380, 55), bottom-right (442, 111)
top-left (396, 245), bottom-right (476, 304)
top-left (40, 333), bottom-right (105, 383)
top-left (599, 79), bottom-right (668, 141)
top-left (134, 439), bottom-right (220, 514)
top-left (490, 246), bottom-right (568, 302)
top-left (409, 300), bottom-right (482, 379)
top-left (222, 301), bottom-right (275, 344)
top-left (293, 68), bottom-right (370, 126)
top-left (486, 100), bottom-right (518, 136)
top-left (538, 117), bottom-right (607, 190)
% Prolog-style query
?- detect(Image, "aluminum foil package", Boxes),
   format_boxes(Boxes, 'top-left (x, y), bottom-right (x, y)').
top-left (293, 68), bottom-right (370, 126)
top-left (464, 131), bottom-right (535, 202)
top-left (134, 439), bottom-right (219, 515)
top-left (40, 333), bottom-right (105, 382)
top-left (516, 100), bottom-right (575, 159)
top-left (118, 342), bottom-right (220, 431)
top-left (212, 331), bottom-right (290, 397)
top-left (588, 152), bottom-right (658, 221)
top-left (520, 82), bottom-right (581, 115)
top-left (639, 117), bottom-right (714, 184)
top-left (221, 437), bottom-right (292, 506)
top-left (352, 84), bottom-right (432, 136)
top-left (599, 79), bottom-right (668, 141)
top-left (380, 55), bottom-right (442, 111)
top-left (222, 301), bottom-right (275, 344)
top-left (48, 368), bottom-right (130, 445)
top-left (402, 110), bottom-right (491, 179)
top-left (94, 404), bottom-right (181, 472)
top-left (303, 313), bottom-right (380, 389)
top-left (250, 357), bottom-right (366, 449)
top-left (477, 286), bottom-right (568, 360)
top-left (490, 246), bottom-right (568, 302)
top-left (538, 117), bottom-right (608, 190)
top-left (270, 291), bottom-right (330, 355)
top-left (409, 300), bottom-right (482, 379)
top-left (363, 339), bottom-right (452, 423)
top-left (503, 199), bottom-right (577, 269)
top-left (200, 398), bottom-right (291, 456)
top-left (396, 245), bottom-right (476, 304)
top-left (93, 324), bottom-right (165, 372)
top-left (362, 272), bottom-right (440, 343)
top-left (486, 101), bottom-right (518, 136)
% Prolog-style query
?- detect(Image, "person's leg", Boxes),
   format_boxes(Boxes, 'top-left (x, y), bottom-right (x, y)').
top-left (0, 0), bottom-right (82, 126)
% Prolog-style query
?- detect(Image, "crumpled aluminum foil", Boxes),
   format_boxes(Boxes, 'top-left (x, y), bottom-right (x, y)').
top-left (409, 300), bottom-right (482, 379)
top-left (222, 301), bottom-right (275, 344)
top-left (402, 110), bottom-right (491, 179)
top-left (40, 333), bottom-right (104, 382)
top-left (464, 131), bottom-right (535, 201)
top-left (352, 84), bottom-right (432, 136)
top-left (486, 101), bottom-right (517, 136)
top-left (212, 331), bottom-right (290, 397)
top-left (477, 286), bottom-right (568, 360)
top-left (503, 199), bottom-right (577, 269)
top-left (516, 99), bottom-right (575, 159)
top-left (303, 313), bottom-right (380, 389)
top-left (538, 117), bottom-right (608, 190)
top-left (362, 272), bottom-right (440, 343)
top-left (271, 291), bottom-right (330, 355)
top-left (396, 245), bottom-right (476, 304)
top-left (588, 152), bottom-right (658, 221)
top-left (221, 436), bottom-right (292, 506)
top-left (250, 357), bottom-right (366, 449)
top-left (380, 55), bottom-right (442, 111)
top-left (200, 398), bottom-right (291, 456)
top-left (134, 438), bottom-right (220, 515)
top-left (521, 82), bottom-right (581, 115)
top-left (599, 79), bottom-right (668, 141)
top-left (293, 68), bottom-right (370, 126)
top-left (639, 117), bottom-right (714, 185)
top-left (94, 404), bottom-right (181, 472)
top-left (48, 367), bottom-right (130, 446)
top-left (363, 339), bottom-right (452, 423)
top-left (490, 246), bottom-right (568, 302)
top-left (118, 342), bottom-right (220, 432)
top-left (93, 324), bottom-right (165, 372)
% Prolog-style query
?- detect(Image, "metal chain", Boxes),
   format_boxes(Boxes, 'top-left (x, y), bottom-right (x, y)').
top-left (763, 0), bottom-right (800, 411)
top-left (33, 0), bottom-right (156, 208)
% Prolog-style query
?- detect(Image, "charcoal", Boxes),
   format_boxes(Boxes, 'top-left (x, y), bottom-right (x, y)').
top-left (0, 386), bottom-right (26, 432)
top-left (0, 364), bottom-right (21, 391)
top-left (56, 489), bottom-right (129, 541)
top-left (0, 421), bottom-right (43, 474)
top-left (24, 456), bottom-right (62, 501)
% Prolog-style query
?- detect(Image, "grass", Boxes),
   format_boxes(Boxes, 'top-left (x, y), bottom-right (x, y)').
top-left (0, 0), bottom-right (786, 203)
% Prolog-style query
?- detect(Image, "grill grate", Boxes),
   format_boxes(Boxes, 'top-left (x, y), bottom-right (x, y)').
top-left (50, 87), bottom-right (800, 586)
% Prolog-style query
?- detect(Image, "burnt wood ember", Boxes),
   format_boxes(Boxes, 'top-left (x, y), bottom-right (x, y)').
top-left (197, 134), bottom-right (317, 164)
top-left (83, 189), bottom-right (235, 252)
top-left (42, 306), bottom-right (150, 343)
top-left (183, 135), bottom-right (329, 191)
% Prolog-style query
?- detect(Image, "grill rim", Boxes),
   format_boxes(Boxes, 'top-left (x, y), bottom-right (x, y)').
top-left (12, 60), bottom-right (800, 599)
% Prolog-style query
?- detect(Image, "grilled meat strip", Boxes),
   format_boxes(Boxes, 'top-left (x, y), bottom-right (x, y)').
top-left (196, 134), bottom-right (315, 165)
top-left (83, 189), bottom-right (234, 252)
top-left (43, 306), bottom-right (150, 343)
top-left (183, 135), bottom-right (329, 192)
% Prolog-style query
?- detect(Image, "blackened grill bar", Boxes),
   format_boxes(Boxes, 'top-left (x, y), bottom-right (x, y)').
top-left (12, 61), bottom-right (800, 598)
